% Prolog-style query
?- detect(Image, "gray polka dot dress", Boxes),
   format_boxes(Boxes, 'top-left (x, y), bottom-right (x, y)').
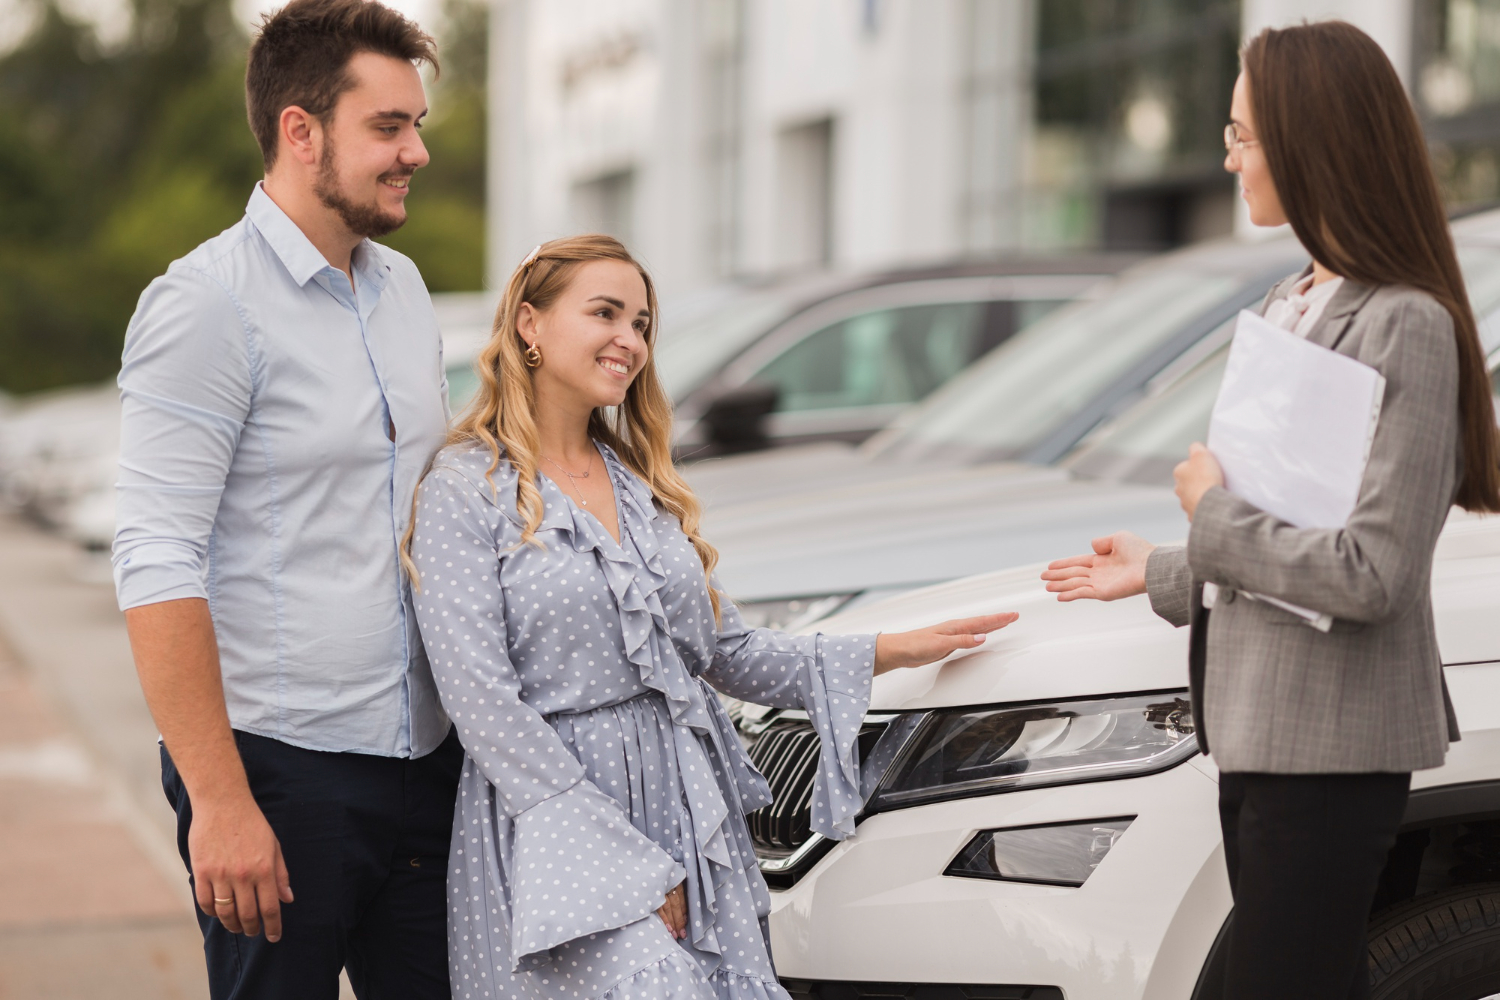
top-left (409, 441), bottom-right (876, 1000)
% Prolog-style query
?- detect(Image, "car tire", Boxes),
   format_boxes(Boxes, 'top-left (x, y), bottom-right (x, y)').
top-left (1367, 883), bottom-right (1500, 999)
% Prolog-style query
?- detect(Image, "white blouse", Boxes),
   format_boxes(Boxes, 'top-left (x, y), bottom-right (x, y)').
top-left (1263, 271), bottom-right (1345, 337)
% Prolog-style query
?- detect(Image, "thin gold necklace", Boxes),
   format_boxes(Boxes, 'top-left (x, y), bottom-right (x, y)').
top-left (542, 450), bottom-right (594, 506)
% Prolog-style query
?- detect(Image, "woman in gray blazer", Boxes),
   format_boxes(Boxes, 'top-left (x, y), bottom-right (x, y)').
top-left (1042, 21), bottom-right (1500, 1000)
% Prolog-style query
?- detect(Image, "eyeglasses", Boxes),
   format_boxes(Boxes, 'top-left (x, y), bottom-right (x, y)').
top-left (1224, 123), bottom-right (1260, 154)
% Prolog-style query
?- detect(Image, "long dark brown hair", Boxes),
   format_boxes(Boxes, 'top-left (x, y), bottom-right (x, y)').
top-left (1243, 20), bottom-right (1500, 512)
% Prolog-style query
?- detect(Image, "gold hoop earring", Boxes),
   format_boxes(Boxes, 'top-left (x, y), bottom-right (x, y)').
top-left (523, 343), bottom-right (543, 369)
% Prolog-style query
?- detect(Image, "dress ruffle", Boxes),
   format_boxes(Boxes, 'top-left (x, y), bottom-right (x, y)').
top-left (792, 633), bottom-right (872, 840)
top-left (705, 967), bottom-right (787, 1000)
top-left (507, 780), bottom-right (686, 971)
top-left (599, 950), bottom-right (714, 1000)
top-left (532, 451), bottom-right (784, 975)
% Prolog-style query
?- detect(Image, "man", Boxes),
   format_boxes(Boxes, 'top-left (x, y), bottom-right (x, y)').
top-left (112, 1), bottom-right (458, 995)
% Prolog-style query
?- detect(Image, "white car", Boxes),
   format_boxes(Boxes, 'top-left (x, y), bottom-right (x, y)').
top-left (0, 381), bottom-right (120, 547)
top-left (734, 509), bottom-right (1500, 1000)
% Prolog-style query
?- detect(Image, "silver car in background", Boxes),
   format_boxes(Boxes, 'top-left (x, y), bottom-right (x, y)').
top-left (659, 257), bottom-right (1125, 454)
top-left (685, 234), bottom-right (1307, 627)
top-left (693, 207), bottom-right (1500, 629)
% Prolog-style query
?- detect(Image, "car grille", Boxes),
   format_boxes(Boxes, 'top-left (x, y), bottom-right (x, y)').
top-left (733, 707), bottom-right (889, 886)
top-left (744, 720), bottom-right (824, 852)
top-left (780, 980), bottom-right (1064, 1000)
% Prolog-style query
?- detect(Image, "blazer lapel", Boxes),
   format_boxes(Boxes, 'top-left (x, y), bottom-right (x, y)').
top-left (1303, 279), bottom-right (1377, 351)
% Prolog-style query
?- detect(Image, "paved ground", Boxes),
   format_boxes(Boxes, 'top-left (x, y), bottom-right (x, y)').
top-left (0, 514), bottom-right (357, 998)
top-left (0, 515), bottom-right (207, 999)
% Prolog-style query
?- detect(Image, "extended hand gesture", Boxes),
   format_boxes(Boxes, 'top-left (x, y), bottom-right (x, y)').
top-left (873, 612), bottom-right (1019, 675)
top-left (1040, 531), bottom-right (1157, 602)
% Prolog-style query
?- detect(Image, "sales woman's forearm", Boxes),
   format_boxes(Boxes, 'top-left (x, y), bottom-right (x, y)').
top-left (1186, 487), bottom-right (1436, 625)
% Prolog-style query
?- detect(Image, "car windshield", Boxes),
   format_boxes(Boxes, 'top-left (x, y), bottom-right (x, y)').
top-left (1063, 345), bottom-right (1229, 486)
top-left (864, 269), bottom-right (1242, 462)
top-left (1066, 245), bottom-right (1500, 486)
top-left (653, 294), bottom-right (796, 400)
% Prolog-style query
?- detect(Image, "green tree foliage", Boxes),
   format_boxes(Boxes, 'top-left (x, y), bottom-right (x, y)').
top-left (0, 0), bottom-right (486, 394)
top-left (382, 0), bottom-right (487, 292)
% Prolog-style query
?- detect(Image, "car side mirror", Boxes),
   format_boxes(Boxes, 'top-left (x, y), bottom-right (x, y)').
top-left (701, 382), bottom-right (780, 455)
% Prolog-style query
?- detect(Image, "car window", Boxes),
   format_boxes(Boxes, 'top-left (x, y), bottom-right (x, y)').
top-left (1490, 351), bottom-right (1500, 419)
top-left (1066, 250), bottom-right (1500, 485)
top-left (447, 362), bottom-right (482, 416)
top-left (868, 271), bottom-right (1241, 462)
top-left (1461, 247), bottom-right (1500, 352)
top-left (652, 296), bottom-right (793, 401)
top-left (1064, 345), bottom-right (1228, 486)
top-left (748, 299), bottom-right (1064, 414)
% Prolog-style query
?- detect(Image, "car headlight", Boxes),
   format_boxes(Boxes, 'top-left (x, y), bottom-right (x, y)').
top-left (866, 692), bottom-right (1198, 811)
top-left (734, 593), bottom-right (856, 631)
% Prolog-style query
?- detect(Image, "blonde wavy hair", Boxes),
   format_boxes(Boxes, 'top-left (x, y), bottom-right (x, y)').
top-left (401, 234), bottom-right (723, 622)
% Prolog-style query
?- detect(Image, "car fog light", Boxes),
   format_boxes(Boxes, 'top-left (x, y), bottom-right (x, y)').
top-left (945, 817), bottom-right (1134, 887)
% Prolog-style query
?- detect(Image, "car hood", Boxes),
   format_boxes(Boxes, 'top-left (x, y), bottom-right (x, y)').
top-left (703, 460), bottom-right (1189, 602)
top-left (799, 509), bottom-right (1500, 712)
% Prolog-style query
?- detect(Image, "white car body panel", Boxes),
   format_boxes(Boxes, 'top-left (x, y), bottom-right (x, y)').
top-left (770, 509), bottom-right (1500, 998)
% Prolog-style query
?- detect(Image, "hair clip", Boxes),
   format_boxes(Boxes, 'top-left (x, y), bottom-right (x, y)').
top-left (520, 245), bottom-right (542, 271)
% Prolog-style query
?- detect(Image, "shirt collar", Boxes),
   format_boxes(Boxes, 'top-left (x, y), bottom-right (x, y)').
top-left (1288, 272), bottom-right (1344, 305)
top-left (246, 183), bottom-right (337, 287)
top-left (353, 241), bottom-right (390, 298)
top-left (245, 183), bottom-right (392, 296)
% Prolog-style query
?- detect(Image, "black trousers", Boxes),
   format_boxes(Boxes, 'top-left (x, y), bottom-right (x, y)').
top-left (161, 729), bottom-right (463, 1000)
top-left (1219, 770), bottom-right (1411, 1000)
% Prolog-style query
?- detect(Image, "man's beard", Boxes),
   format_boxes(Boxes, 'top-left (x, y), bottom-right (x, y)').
top-left (314, 141), bottom-right (411, 239)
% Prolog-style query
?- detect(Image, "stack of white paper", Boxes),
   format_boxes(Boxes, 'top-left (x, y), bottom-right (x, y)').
top-left (1204, 310), bottom-right (1386, 630)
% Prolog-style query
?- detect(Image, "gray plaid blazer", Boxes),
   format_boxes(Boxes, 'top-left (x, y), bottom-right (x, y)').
top-left (1145, 269), bottom-right (1464, 774)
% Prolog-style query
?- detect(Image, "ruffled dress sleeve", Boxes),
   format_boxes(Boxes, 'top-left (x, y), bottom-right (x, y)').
top-left (700, 590), bottom-right (876, 840)
top-left (410, 467), bottom-right (685, 970)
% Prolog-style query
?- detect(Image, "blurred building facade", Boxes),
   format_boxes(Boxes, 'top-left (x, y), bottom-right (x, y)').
top-left (485, 0), bottom-right (1500, 299)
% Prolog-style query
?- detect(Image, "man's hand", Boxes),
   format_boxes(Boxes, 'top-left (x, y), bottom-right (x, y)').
top-left (657, 883), bottom-right (687, 940)
top-left (1041, 531), bottom-right (1157, 602)
top-left (1173, 443), bottom-right (1224, 521)
top-left (873, 612), bottom-right (1019, 675)
top-left (125, 598), bottom-right (294, 941)
top-left (189, 792), bottom-right (294, 940)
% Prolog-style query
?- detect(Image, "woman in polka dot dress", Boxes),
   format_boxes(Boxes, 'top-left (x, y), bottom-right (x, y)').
top-left (404, 235), bottom-right (1017, 1000)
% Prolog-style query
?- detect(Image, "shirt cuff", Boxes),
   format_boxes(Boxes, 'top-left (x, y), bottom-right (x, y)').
top-left (113, 546), bottom-right (208, 611)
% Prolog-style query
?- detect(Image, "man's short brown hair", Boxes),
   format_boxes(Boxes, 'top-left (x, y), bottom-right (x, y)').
top-left (246, 0), bottom-right (438, 169)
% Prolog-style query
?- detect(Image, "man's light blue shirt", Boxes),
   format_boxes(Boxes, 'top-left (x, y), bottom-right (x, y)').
top-left (113, 184), bottom-right (452, 757)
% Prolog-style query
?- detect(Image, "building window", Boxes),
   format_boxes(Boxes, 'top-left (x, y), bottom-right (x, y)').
top-left (1029, 0), bottom-right (1241, 250)
top-left (959, 0), bottom-right (1032, 253)
top-left (1418, 0), bottom-right (1500, 208)
top-left (570, 169), bottom-right (636, 247)
top-left (701, 0), bottom-right (744, 278)
top-left (775, 118), bottom-right (834, 270)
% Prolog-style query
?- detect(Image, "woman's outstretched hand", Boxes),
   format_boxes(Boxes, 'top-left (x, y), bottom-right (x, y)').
top-left (657, 883), bottom-right (687, 940)
top-left (1041, 531), bottom-right (1157, 602)
top-left (873, 612), bottom-right (1019, 676)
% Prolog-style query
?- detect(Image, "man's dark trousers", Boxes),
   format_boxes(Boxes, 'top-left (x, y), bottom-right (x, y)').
top-left (162, 729), bottom-right (463, 1000)
top-left (1219, 770), bottom-right (1410, 1000)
